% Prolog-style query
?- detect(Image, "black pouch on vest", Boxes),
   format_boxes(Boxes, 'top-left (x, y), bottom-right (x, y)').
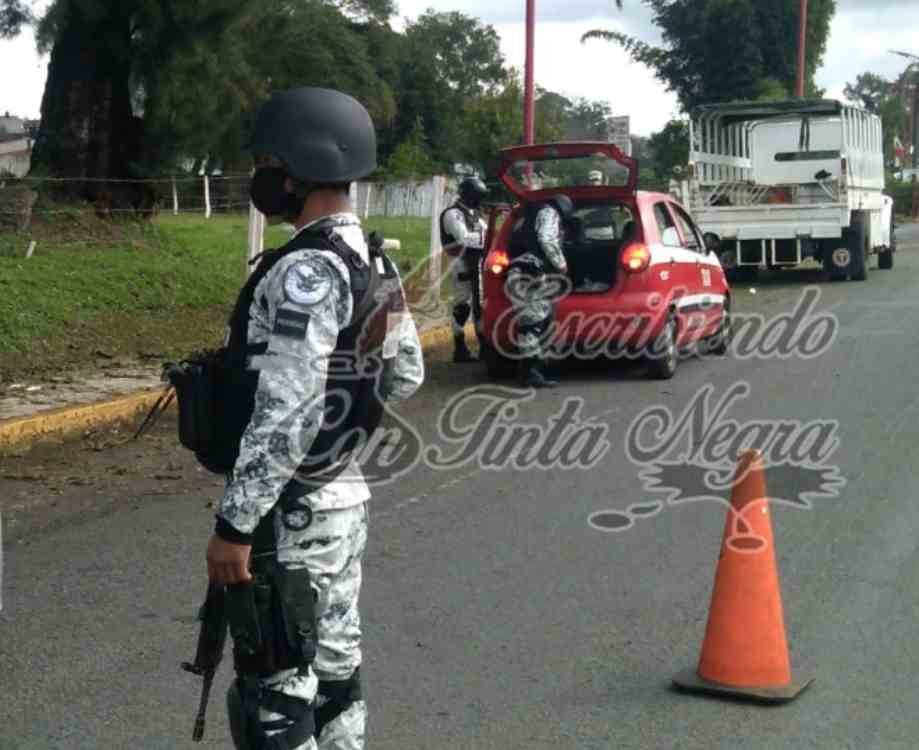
top-left (165, 349), bottom-right (235, 474)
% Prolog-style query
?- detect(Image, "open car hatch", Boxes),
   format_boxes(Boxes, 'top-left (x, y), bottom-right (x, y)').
top-left (497, 142), bottom-right (638, 202)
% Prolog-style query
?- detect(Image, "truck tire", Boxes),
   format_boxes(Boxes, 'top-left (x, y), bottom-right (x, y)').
top-left (879, 214), bottom-right (895, 270)
top-left (848, 212), bottom-right (868, 281)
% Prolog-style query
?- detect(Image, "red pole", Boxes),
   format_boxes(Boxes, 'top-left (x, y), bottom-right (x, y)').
top-left (524, 0), bottom-right (535, 144)
top-left (796, 0), bottom-right (808, 97)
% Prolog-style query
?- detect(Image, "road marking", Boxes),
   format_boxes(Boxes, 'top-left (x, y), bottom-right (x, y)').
top-left (375, 467), bottom-right (483, 519)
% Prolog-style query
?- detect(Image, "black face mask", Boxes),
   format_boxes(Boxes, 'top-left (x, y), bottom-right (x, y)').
top-left (250, 167), bottom-right (303, 218)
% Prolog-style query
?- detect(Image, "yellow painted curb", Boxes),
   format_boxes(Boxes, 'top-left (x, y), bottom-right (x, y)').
top-left (0, 323), bottom-right (457, 457)
top-left (0, 388), bottom-right (169, 457)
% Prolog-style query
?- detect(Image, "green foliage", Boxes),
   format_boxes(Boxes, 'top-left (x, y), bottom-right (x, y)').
top-left (844, 70), bottom-right (913, 165)
top-left (11, 0), bottom-right (618, 184)
top-left (844, 73), bottom-right (890, 114)
top-left (0, 0), bottom-right (31, 37)
top-left (453, 72), bottom-right (567, 178)
top-left (0, 211), bottom-right (431, 380)
top-left (584, 0), bottom-right (837, 111)
top-left (383, 117), bottom-right (442, 180)
top-left (647, 120), bottom-right (689, 180)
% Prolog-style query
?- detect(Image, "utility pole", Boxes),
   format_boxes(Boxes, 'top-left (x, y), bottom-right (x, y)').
top-left (524, 0), bottom-right (536, 144)
top-left (891, 51), bottom-right (919, 169)
top-left (796, 0), bottom-right (808, 97)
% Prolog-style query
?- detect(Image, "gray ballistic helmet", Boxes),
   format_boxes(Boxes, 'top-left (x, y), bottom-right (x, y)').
top-left (246, 87), bottom-right (377, 183)
top-left (548, 194), bottom-right (574, 219)
top-left (458, 177), bottom-right (488, 208)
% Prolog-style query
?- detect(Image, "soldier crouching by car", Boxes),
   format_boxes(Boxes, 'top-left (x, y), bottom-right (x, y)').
top-left (195, 87), bottom-right (424, 750)
top-left (505, 195), bottom-right (574, 388)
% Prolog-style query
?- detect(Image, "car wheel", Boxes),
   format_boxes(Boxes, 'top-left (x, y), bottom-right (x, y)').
top-left (646, 315), bottom-right (679, 380)
top-left (482, 341), bottom-right (517, 380)
top-left (706, 297), bottom-right (731, 357)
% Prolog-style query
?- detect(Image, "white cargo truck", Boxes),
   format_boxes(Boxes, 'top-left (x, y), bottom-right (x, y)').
top-left (687, 99), bottom-right (895, 282)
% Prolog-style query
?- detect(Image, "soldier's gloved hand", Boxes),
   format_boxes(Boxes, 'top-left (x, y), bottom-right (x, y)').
top-left (206, 534), bottom-right (253, 585)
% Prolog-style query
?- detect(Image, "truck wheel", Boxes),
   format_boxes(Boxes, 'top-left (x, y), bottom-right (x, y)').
top-left (646, 315), bottom-right (679, 380)
top-left (879, 215), bottom-right (895, 270)
top-left (848, 213), bottom-right (868, 282)
top-left (482, 341), bottom-right (517, 380)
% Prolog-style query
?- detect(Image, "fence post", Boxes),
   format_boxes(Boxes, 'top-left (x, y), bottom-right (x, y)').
top-left (363, 183), bottom-right (373, 219)
top-left (204, 175), bottom-right (211, 219)
top-left (172, 178), bottom-right (179, 216)
top-left (247, 201), bottom-right (265, 276)
top-left (349, 182), bottom-right (358, 213)
top-left (428, 175), bottom-right (446, 292)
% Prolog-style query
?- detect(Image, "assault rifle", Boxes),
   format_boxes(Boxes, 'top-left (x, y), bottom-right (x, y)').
top-left (181, 584), bottom-right (229, 741)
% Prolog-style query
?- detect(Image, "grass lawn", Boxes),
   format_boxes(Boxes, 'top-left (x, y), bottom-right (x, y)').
top-left (0, 211), bottom-right (433, 382)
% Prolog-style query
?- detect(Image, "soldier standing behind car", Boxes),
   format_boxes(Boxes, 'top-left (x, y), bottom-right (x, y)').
top-left (440, 177), bottom-right (489, 363)
top-left (506, 195), bottom-right (573, 388)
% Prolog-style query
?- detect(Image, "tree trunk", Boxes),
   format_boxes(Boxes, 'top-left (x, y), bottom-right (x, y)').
top-left (30, 4), bottom-right (153, 212)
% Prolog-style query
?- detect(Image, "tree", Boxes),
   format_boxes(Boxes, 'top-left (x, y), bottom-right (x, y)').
top-left (844, 72), bottom-right (890, 114)
top-left (0, 0), bottom-right (401, 208)
top-left (563, 98), bottom-right (615, 140)
top-left (453, 72), bottom-right (565, 178)
top-left (582, 0), bottom-right (836, 111)
top-left (383, 116), bottom-right (441, 179)
top-left (647, 119), bottom-right (689, 180)
top-left (393, 10), bottom-right (508, 162)
top-left (1, 0), bottom-right (258, 209)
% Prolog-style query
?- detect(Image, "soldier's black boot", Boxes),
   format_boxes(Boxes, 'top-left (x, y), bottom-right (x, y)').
top-left (517, 358), bottom-right (558, 388)
top-left (453, 335), bottom-right (477, 363)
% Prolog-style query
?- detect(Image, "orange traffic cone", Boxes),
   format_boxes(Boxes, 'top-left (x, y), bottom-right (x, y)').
top-left (673, 449), bottom-right (814, 703)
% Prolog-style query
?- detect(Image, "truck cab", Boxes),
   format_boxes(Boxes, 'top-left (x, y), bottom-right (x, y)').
top-left (687, 99), bottom-right (894, 282)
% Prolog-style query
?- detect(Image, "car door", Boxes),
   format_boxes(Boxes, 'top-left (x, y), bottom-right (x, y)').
top-left (651, 201), bottom-right (697, 340)
top-left (670, 202), bottom-right (723, 337)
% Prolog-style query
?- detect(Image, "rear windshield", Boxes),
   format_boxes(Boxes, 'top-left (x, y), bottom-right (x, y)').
top-left (504, 152), bottom-right (632, 192)
top-left (572, 202), bottom-right (636, 242)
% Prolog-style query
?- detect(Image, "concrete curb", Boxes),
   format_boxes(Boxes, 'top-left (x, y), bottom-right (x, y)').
top-left (0, 324), bottom-right (456, 457)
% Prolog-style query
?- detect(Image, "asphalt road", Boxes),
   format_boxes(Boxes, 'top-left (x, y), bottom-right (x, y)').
top-left (3, 226), bottom-right (919, 749)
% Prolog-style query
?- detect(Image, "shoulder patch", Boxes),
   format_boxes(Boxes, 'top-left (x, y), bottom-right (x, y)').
top-left (282, 258), bottom-right (333, 307)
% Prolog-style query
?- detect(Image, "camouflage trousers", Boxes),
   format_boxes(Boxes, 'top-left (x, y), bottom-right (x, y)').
top-left (505, 266), bottom-right (554, 361)
top-left (257, 502), bottom-right (369, 750)
top-left (451, 254), bottom-right (476, 336)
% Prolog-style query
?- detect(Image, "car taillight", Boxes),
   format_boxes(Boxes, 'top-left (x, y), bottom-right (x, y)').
top-left (621, 243), bottom-right (651, 274)
top-left (488, 249), bottom-right (510, 275)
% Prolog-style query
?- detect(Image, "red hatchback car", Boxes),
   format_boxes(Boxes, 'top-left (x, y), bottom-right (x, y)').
top-left (479, 142), bottom-right (731, 380)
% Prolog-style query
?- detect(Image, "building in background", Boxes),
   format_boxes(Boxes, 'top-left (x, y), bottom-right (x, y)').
top-left (0, 113), bottom-right (33, 178)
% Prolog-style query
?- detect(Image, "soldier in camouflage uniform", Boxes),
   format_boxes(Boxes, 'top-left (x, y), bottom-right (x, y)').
top-left (505, 195), bottom-right (573, 388)
top-left (206, 88), bottom-right (424, 750)
top-left (440, 177), bottom-right (489, 363)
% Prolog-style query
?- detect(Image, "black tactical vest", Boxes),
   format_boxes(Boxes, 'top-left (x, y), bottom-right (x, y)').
top-left (508, 202), bottom-right (549, 262)
top-left (439, 202), bottom-right (481, 247)
top-left (201, 223), bottom-right (403, 483)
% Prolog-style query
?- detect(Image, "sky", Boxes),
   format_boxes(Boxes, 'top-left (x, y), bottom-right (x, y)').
top-left (1, 0), bottom-right (917, 136)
